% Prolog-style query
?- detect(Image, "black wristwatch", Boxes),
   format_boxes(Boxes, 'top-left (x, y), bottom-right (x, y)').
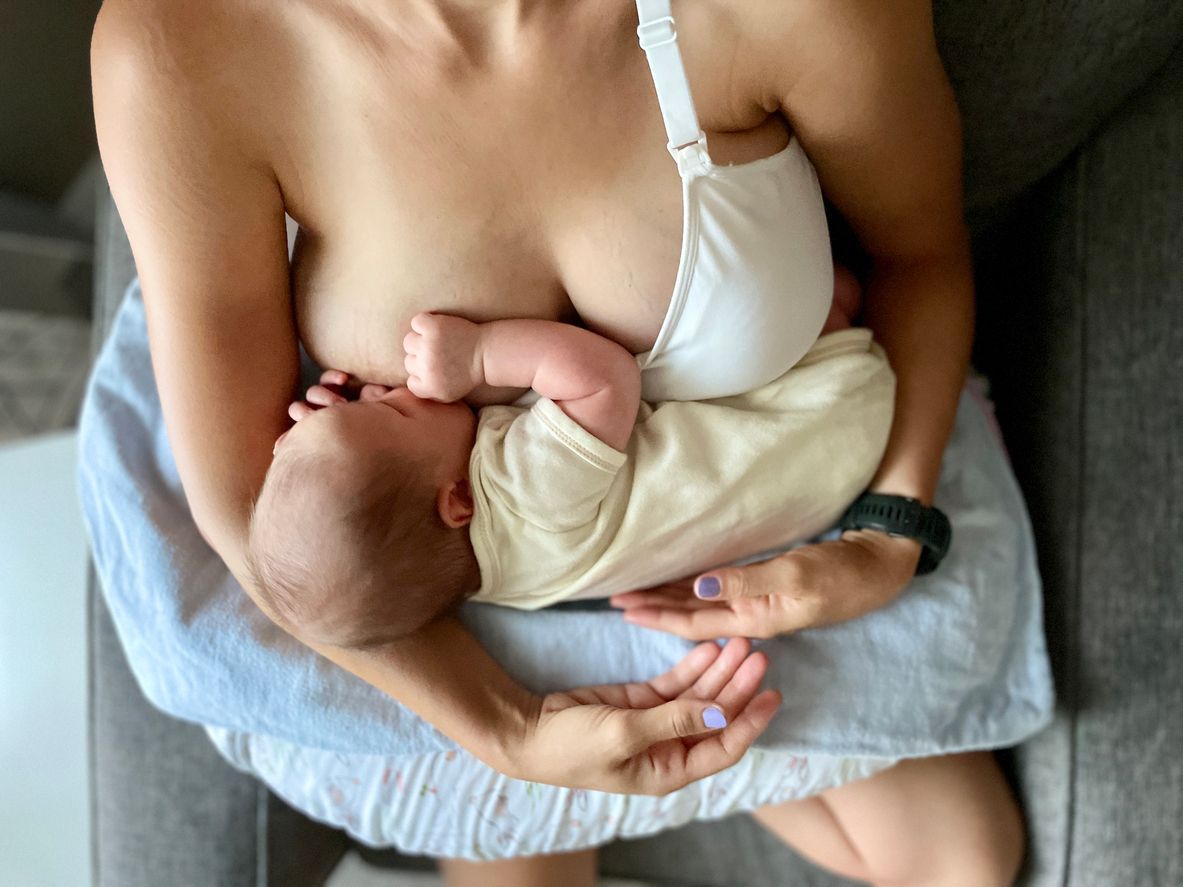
top-left (838, 493), bottom-right (952, 575)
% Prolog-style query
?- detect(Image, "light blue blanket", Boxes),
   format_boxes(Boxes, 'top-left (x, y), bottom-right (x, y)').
top-left (79, 283), bottom-right (1053, 758)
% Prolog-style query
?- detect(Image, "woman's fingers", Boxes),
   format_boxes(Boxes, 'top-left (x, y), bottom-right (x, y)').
top-left (709, 649), bottom-right (770, 713)
top-left (623, 641), bottom-right (769, 759)
top-left (319, 369), bottom-right (349, 386)
top-left (681, 637), bottom-right (751, 701)
top-left (305, 384), bottom-right (347, 408)
top-left (627, 536), bottom-right (924, 640)
top-left (644, 641), bottom-right (723, 700)
top-left (677, 688), bottom-right (781, 781)
top-left (621, 603), bottom-right (760, 641)
top-left (611, 587), bottom-right (719, 611)
top-left (634, 687), bottom-right (782, 793)
top-left (681, 645), bottom-right (770, 745)
top-left (532, 641), bottom-right (779, 794)
top-left (692, 553), bottom-right (808, 602)
top-left (288, 401), bottom-right (315, 422)
top-left (618, 698), bottom-right (734, 758)
top-left (358, 383), bottom-right (391, 402)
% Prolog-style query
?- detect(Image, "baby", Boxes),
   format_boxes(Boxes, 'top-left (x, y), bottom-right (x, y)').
top-left (248, 290), bottom-right (892, 650)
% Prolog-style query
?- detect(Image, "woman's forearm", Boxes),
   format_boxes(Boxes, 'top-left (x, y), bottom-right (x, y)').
top-left (309, 618), bottom-right (540, 775)
top-left (862, 236), bottom-right (975, 506)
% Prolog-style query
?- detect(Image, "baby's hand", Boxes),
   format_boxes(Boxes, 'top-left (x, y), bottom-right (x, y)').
top-left (403, 312), bottom-right (484, 402)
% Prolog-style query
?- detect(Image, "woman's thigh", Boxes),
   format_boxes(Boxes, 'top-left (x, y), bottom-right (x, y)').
top-left (752, 752), bottom-right (1024, 887)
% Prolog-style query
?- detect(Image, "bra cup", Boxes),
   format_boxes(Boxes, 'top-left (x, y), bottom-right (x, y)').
top-left (640, 143), bottom-right (834, 403)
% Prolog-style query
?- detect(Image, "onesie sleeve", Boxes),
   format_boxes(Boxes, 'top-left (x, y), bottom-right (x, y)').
top-left (473, 398), bottom-right (627, 534)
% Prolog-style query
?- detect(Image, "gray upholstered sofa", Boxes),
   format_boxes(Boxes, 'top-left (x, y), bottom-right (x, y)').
top-left (89, 1), bottom-right (1183, 884)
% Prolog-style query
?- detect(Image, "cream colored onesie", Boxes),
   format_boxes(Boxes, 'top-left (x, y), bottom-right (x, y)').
top-left (468, 328), bottom-right (895, 609)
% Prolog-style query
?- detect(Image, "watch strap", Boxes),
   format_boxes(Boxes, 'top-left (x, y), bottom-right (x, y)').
top-left (838, 493), bottom-right (952, 575)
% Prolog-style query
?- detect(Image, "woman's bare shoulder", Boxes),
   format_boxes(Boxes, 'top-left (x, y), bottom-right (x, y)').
top-left (92, 0), bottom-right (287, 218)
top-left (709, 0), bottom-right (936, 112)
top-left (719, 0), bottom-right (965, 259)
top-left (92, 0), bottom-right (281, 145)
top-left (93, 0), bottom-right (239, 84)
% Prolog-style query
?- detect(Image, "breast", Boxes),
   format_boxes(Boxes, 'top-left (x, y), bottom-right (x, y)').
top-left (637, 138), bottom-right (835, 403)
top-left (272, 2), bottom-right (813, 393)
top-left (284, 152), bottom-right (689, 387)
top-left (278, 72), bottom-right (689, 384)
top-left (289, 199), bottom-right (576, 388)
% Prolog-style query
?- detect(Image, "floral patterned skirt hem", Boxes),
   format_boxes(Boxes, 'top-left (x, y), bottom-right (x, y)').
top-left (206, 726), bottom-right (897, 860)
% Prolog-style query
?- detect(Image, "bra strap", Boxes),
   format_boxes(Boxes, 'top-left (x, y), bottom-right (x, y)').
top-left (635, 0), bottom-right (710, 173)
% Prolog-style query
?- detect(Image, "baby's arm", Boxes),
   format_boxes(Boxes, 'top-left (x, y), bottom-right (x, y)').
top-left (404, 313), bottom-right (641, 452)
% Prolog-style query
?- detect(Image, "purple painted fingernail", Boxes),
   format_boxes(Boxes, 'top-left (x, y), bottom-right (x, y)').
top-left (696, 576), bottom-right (721, 599)
top-left (703, 707), bottom-right (727, 729)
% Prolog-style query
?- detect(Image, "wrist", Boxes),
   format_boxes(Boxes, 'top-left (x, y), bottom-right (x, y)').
top-left (867, 464), bottom-right (937, 507)
top-left (839, 493), bottom-right (951, 575)
top-left (479, 690), bottom-right (543, 778)
top-left (470, 326), bottom-right (490, 391)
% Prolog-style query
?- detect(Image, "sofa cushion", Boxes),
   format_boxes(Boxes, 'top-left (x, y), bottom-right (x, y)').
top-left (973, 40), bottom-right (1183, 886)
top-left (933, 0), bottom-right (1183, 221)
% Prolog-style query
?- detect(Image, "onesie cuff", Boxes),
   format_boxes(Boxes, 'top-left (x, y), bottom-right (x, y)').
top-left (532, 398), bottom-right (629, 473)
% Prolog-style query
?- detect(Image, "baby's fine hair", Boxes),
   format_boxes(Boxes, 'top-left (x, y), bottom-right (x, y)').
top-left (247, 441), bottom-right (476, 649)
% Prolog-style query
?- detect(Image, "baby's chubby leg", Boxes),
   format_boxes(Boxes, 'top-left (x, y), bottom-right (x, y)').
top-left (752, 751), bottom-right (1024, 887)
top-left (438, 848), bottom-right (598, 887)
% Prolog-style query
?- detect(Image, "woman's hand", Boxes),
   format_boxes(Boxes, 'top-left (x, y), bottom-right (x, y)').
top-left (512, 637), bottom-right (781, 794)
top-left (286, 369), bottom-right (392, 422)
top-left (609, 530), bottom-right (921, 641)
top-left (275, 370), bottom-right (391, 451)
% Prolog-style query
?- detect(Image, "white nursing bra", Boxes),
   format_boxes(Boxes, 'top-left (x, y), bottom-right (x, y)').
top-left (633, 0), bottom-right (834, 402)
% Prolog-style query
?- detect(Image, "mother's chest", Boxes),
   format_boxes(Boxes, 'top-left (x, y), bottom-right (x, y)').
top-left (288, 111), bottom-right (685, 381)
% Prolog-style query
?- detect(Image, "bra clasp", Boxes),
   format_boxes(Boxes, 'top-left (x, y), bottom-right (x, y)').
top-left (668, 133), bottom-right (711, 177)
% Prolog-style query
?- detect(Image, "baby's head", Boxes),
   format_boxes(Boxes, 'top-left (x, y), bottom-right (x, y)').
top-left (248, 387), bottom-right (480, 649)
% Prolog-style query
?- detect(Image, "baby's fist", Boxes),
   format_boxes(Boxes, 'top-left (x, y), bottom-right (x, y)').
top-left (403, 312), bottom-right (484, 402)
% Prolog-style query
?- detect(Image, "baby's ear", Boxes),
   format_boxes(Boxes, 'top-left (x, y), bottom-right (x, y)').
top-left (438, 479), bottom-right (474, 528)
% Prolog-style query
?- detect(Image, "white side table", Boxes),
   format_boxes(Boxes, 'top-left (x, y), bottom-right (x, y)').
top-left (0, 431), bottom-right (89, 887)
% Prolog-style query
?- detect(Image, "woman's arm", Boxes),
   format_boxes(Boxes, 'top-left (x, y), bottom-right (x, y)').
top-left (317, 625), bottom-right (781, 789)
top-left (92, 0), bottom-right (776, 789)
top-left (780, 0), bottom-right (974, 507)
top-left (92, 0), bottom-right (297, 585)
top-left (613, 0), bottom-right (973, 637)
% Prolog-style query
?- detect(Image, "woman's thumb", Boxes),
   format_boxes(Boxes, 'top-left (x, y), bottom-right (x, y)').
top-left (695, 551), bottom-right (811, 602)
top-left (620, 700), bottom-right (728, 755)
top-left (693, 566), bottom-right (759, 601)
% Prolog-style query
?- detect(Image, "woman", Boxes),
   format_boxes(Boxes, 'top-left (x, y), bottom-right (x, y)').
top-left (92, 0), bottom-right (1023, 883)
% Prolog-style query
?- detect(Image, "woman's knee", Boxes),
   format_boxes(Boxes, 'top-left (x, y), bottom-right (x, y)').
top-left (805, 752), bottom-right (1025, 887)
top-left (882, 752), bottom-right (1025, 887)
top-left (953, 769), bottom-right (1025, 887)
